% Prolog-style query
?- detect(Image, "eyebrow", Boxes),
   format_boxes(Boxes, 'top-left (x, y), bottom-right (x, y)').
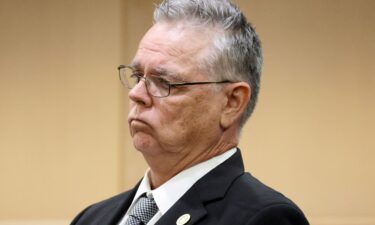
top-left (152, 68), bottom-right (184, 82)
top-left (129, 61), bottom-right (142, 71)
top-left (129, 61), bottom-right (182, 80)
top-left (151, 67), bottom-right (170, 76)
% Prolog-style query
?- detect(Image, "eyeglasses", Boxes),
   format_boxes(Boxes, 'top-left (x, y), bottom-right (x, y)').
top-left (118, 65), bottom-right (233, 97)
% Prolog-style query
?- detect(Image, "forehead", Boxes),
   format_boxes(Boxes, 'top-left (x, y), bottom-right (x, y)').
top-left (131, 22), bottom-right (213, 75)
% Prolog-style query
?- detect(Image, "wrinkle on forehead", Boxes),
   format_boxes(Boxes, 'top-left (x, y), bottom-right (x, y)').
top-left (133, 22), bottom-right (214, 71)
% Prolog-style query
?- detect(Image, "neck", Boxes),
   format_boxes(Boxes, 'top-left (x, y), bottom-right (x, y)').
top-left (144, 134), bottom-right (238, 189)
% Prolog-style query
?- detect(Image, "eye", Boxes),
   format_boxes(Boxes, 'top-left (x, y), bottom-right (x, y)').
top-left (130, 72), bottom-right (143, 83)
top-left (149, 75), bottom-right (170, 89)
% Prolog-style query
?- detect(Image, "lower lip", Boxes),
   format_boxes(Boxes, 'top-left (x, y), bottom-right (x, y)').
top-left (130, 119), bottom-right (147, 124)
top-left (130, 119), bottom-right (150, 128)
top-left (129, 119), bottom-right (152, 135)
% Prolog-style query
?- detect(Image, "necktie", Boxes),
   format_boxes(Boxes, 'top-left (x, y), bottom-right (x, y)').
top-left (125, 194), bottom-right (159, 225)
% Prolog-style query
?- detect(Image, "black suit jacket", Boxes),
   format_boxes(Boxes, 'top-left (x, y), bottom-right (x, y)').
top-left (71, 150), bottom-right (309, 225)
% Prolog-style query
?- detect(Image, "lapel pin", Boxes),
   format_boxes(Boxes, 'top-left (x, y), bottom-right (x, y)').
top-left (176, 213), bottom-right (191, 225)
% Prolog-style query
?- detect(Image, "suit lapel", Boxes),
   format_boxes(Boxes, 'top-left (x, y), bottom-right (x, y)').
top-left (156, 149), bottom-right (245, 225)
top-left (96, 181), bottom-right (141, 225)
top-left (155, 187), bottom-right (207, 225)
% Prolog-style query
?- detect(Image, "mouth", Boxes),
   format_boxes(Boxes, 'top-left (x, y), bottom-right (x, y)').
top-left (128, 114), bottom-right (143, 122)
top-left (128, 117), bottom-right (149, 127)
top-left (128, 117), bottom-right (152, 137)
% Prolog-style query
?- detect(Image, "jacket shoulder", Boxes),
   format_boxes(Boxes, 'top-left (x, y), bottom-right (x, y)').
top-left (70, 190), bottom-right (134, 225)
top-left (206, 172), bottom-right (309, 225)
top-left (234, 173), bottom-right (296, 206)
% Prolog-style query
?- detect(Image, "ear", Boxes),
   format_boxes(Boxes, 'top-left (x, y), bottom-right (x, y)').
top-left (220, 82), bottom-right (251, 129)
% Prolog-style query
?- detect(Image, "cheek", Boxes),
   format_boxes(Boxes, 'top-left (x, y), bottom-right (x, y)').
top-left (157, 92), bottom-right (219, 134)
top-left (155, 102), bottom-right (189, 131)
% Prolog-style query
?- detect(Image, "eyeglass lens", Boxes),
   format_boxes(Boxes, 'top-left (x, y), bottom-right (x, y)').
top-left (119, 67), bottom-right (169, 97)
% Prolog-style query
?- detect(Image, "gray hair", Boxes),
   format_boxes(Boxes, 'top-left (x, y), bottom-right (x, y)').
top-left (154, 0), bottom-right (263, 128)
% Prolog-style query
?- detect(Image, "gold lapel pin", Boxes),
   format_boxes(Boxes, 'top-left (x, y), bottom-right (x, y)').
top-left (176, 213), bottom-right (191, 225)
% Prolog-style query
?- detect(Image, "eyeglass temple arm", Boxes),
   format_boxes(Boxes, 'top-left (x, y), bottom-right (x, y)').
top-left (170, 80), bottom-right (232, 87)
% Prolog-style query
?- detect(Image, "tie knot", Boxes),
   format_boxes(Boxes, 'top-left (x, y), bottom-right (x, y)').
top-left (126, 194), bottom-right (159, 225)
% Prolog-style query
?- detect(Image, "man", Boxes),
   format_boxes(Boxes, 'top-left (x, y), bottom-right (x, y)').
top-left (71, 0), bottom-right (309, 224)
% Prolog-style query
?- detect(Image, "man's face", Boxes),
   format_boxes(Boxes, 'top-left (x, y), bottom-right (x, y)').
top-left (127, 23), bottom-right (225, 160)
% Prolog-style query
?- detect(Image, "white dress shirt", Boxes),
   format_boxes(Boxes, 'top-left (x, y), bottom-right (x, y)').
top-left (118, 148), bottom-right (237, 225)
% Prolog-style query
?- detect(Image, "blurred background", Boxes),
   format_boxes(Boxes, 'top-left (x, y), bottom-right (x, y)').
top-left (0, 0), bottom-right (374, 224)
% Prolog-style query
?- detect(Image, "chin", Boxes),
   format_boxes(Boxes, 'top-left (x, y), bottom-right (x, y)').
top-left (132, 134), bottom-right (159, 155)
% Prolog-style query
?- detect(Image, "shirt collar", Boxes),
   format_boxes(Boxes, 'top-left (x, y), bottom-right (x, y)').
top-left (132, 148), bottom-right (237, 215)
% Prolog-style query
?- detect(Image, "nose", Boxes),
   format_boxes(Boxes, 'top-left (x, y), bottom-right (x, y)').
top-left (128, 79), bottom-right (153, 107)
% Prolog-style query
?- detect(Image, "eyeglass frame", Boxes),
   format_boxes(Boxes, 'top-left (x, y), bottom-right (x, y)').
top-left (117, 65), bottom-right (233, 98)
